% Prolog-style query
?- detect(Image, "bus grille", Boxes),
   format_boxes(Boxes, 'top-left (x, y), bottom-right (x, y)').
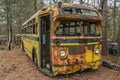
top-left (68, 46), bottom-right (86, 54)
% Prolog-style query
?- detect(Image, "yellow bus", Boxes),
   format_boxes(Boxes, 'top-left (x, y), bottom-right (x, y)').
top-left (21, 2), bottom-right (102, 76)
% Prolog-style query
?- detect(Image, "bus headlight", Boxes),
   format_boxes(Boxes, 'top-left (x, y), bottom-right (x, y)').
top-left (95, 49), bottom-right (99, 54)
top-left (60, 50), bottom-right (66, 57)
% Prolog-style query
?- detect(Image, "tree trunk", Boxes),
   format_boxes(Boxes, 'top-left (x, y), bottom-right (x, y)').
top-left (6, 0), bottom-right (12, 50)
top-left (112, 0), bottom-right (117, 41)
top-left (34, 0), bottom-right (37, 12)
top-left (101, 0), bottom-right (108, 56)
top-left (117, 25), bottom-right (120, 55)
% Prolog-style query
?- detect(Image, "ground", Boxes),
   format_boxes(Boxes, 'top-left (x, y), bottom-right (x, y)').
top-left (0, 49), bottom-right (120, 80)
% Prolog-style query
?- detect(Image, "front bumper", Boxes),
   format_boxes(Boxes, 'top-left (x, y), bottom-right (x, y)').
top-left (52, 60), bottom-right (101, 76)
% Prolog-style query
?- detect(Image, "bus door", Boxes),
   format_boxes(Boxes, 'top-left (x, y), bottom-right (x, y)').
top-left (40, 15), bottom-right (50, 70)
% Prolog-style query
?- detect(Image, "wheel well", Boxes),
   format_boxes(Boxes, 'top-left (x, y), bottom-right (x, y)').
top-left (21, 41), bottom-right (23, 46)
top-left (22, 41), bottom-right (25, 47)
top-left (32, 48), bottom-right (36, 61)
top-left (21, 41), bottom-right (25, 52)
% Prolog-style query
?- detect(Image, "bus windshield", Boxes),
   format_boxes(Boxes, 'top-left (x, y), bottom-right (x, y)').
top-left (55, 20), bottom-right (100, 36)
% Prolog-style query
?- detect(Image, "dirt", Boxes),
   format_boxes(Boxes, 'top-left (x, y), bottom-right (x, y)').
top-left (0, 49), bottom-right (120, 80)
top-left (0, 45), bottom-right (6, 50)
top-left (103, 55), bottom-right (120, 66)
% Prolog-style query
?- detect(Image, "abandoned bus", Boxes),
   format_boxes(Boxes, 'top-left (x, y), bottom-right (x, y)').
top-left (21, 2), bottom-right (102, 76)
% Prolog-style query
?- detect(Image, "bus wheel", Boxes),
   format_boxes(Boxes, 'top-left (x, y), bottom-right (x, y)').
top-left (33, 50), bottom-right (38, 69)
top-left (21, 42), bottom-right (25, 52)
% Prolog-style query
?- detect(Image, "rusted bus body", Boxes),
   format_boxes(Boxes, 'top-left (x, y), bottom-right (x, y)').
top-left (21, 2), bottom-right (102, 76)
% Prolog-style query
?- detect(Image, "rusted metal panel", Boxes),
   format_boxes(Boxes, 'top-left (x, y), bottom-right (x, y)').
top-left (68, 45), bottom-right (86, 54)
top-left (51, 45), bottom-right (86, 66)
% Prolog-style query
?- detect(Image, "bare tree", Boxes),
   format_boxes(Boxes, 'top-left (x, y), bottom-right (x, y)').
top-left (117, 25), bottom-right (120, 55)
top-left (117, 2), bottom-right (120, 56)
top-left (6, 0), bottom-right (12, 50)
top-left (112, 0), bottom-right (117, 41)
top-left (101, 0), bottom-right (108, 55)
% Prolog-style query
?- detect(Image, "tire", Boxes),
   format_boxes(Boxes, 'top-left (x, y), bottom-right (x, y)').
top-left (33, 50), bottom-right (38, 69)
top-left (21, 42), bottom-right (25, 52)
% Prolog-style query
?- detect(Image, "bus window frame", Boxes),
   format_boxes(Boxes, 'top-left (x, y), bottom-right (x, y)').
top-left (54, 20), bottom-right (101, 37)
top-left (22, 18), bottom-right (38, 35)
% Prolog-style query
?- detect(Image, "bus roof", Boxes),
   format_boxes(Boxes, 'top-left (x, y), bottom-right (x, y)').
top-left (22, 2), bottom-right (99, 27)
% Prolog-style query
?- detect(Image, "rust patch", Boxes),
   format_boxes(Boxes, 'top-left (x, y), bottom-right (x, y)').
top-left (52, 46), bottom-right (86, 66)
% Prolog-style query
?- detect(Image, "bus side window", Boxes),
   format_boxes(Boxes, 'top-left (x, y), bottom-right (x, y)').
top-left (35, 23), bottom-right (37, 34)
top-left (33, 24), bottom-right (35, 34)
top-left (90, 24), bottom-right (100, 36)
top-left (33, 23), bottom-right (37, 34)
top-left (84, 26), bottom-right (88, 36)
top-left (24, 28), bottom-right (26, 34)
top-left (26, 27), bottom-right (29, 34)
top-left (28, 27), bottom-right (30, 34)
